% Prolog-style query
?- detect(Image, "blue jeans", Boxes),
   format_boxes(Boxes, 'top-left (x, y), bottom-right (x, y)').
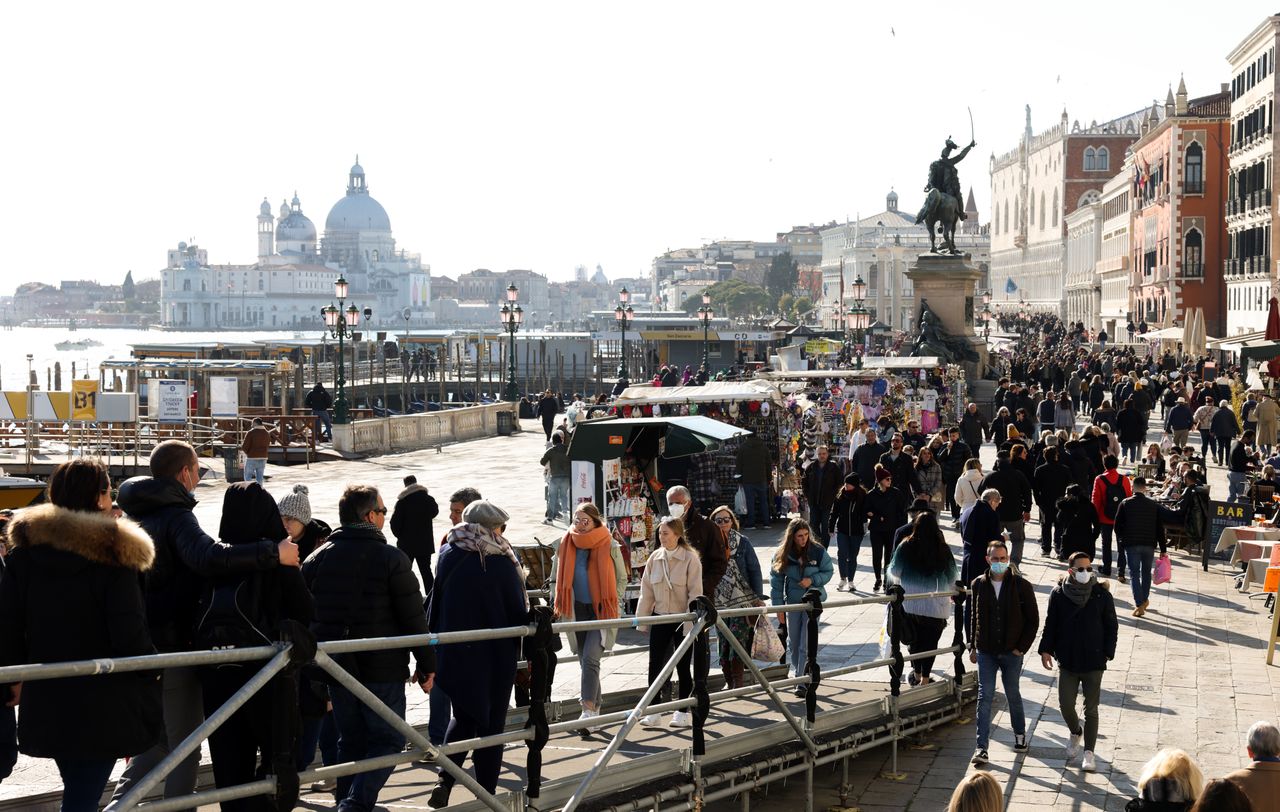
top-left (427, 682), bottom-right (452, 746)
top-left (242, 457), bottom-right (266, 486)
top-left (742, 483), bottom-right (770, 527)
top-left (785, 608), bottom-right (809, 679)
top-left (810, 504), bottom-right (831, 540)
top-left (313, 408), bottom-right (333, 440)
top-left (1228, 471), bottom-right (1249, 503)
top-left (1125, 545), bottom-right (1156, 606)
top-left (297, 710), bottom-right (339, 772)
top-left (975, 651), bottom-right (1026, 750)
top-left (546, 476), bottom-right (570, 521)
top-left (574, 602), bottom-right (603, 708)
top-left (56, 757), bottom-right (116, 812)
top-left (834, 532), bottom-right (863, 580)
top-left (329, 681), bottom-right (407, 812)
top-left (1199, 429), bottom-right (1216, 461)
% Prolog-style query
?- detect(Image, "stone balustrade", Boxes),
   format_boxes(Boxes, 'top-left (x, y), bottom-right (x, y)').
top-left (331, 402), bottom-right (518, 454)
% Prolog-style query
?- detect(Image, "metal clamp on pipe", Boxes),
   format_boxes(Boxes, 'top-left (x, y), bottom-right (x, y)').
top-left (802, 587), bottom-right (823, 723)
top-left (950, 580), bottom-right (968, 679)
top-left (688, 595), bottom-right (716, 757)
top-left (885, 584), bottom-right (908, 698)
top-left (524, 606), bottom-right (555, 802)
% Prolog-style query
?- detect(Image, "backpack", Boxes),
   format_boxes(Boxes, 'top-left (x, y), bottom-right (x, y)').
top-left (195, 572), bottom-right (272, 651)
top-left (1101, 474), bottom-right (1127, 521)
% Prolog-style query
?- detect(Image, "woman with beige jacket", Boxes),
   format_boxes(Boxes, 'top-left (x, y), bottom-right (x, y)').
top-left (636, 516), bottom-right (703, 728)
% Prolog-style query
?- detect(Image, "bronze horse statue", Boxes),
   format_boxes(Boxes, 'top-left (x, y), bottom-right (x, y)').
top-left (917, 188), bottom-right (961, 254)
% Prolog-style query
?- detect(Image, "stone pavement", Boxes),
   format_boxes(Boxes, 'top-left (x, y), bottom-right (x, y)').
top-left (2, 417), bottom-right (1279, 811)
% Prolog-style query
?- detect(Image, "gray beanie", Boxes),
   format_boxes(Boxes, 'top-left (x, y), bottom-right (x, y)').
top-left (278, 484), bottom-right (312, 525)
top-left (462, 500), bottom-right (509, 530)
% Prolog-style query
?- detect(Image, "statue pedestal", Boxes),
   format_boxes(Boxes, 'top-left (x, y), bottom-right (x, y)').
top-left (905, 253), bottom-right (989, 380)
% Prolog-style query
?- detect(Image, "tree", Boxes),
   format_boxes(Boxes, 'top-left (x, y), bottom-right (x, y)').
top-left (122, 270), bottom-right (135, 301)
top-left (685, 279), bottom-right (772, 318)
top-left (792, 297), bottom-right (813, 321)
top-left (777, 293), bottom-right (795, 318)
top-left (765, 252), bottom-right (798, 299)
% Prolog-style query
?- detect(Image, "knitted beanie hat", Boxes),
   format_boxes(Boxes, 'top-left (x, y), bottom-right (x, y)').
top-left (278, 484), bottom-right (312, 525)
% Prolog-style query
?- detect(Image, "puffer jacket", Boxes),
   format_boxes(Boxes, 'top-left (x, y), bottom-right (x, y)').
top-left (954, 469), bottom-right (985, 511)
top-left (117, 476), bottom-right (280, 652)
top-left (1112, 492), bottom-right (1167, 554)
top-left (637, 544), bottom-right (703, 621)
top-left (769, 542), bottom-right (834, 604)
top-left (1037, 576), bottom-right (1117, 673)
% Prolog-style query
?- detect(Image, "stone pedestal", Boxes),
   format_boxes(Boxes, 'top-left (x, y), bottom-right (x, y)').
top-left (905, 253), bottom-right (989, 380)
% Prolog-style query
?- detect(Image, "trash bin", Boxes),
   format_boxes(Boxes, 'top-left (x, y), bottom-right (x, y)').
top-left (221, 445), bottom-right (243, 482)
top-left (496, 410), bottom-right (514, 437)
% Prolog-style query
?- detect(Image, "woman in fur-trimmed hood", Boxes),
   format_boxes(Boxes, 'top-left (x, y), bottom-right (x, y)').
top-left (0, 459), bottom-right (161, 806)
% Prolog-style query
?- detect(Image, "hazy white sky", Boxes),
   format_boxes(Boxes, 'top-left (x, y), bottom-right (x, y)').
top-left (0, 2), bottom-right (1264, 288)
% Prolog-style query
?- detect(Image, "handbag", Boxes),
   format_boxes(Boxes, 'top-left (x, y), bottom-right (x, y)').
top-left (1153, 554), bottom-right (1172, 585)
top-left (751, 614), bottom-right (785, 662)
top-left (734, 486), bottom-right (748, 516)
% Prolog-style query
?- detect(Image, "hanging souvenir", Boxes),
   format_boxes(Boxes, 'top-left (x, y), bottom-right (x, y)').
top-left (760, 401), bottom-right (771, 417)
top-left (653, 403), bottom-right (662, 417)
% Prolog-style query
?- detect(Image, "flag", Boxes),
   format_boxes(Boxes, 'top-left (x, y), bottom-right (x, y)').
top-left (1005, 277), bottom-right (1018, 294)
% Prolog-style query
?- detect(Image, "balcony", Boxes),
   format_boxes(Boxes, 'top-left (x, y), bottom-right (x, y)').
top-left (1181, 261), bottom-right (1203, 278)
top-left (1185, 181), bottom-right (1203, 195)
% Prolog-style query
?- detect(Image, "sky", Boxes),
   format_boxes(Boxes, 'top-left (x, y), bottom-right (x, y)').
top-left (0, 2), bottom-right (1265, 288)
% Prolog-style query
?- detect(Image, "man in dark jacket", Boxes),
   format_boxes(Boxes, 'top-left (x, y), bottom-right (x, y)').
top-left (389, 474), bottom-right (440, 594)
top-left (304, 382), bottom-right (334, 441)
top-left (112, 440), bottom-right (299, 803)
top-left (666, 486), bottom-right (727, 596)
top-left (851, 428), bottom-right (887, 489)
top-left (1112, 476), bottom-right (1168, 616)
top-left (960, 402), bottom-right (989, 451)
top-left (937, 427), bottom-right (973, 522)
top-left (536, 390), bottom-right (560, 440)
top-left (1037, 552), bottom-right (1117, 772)
top-left (1033, 446), bottom-right (1072, 557)
top-left (538, 434), bottom-right (572, 524)
top-left (960, 488), bottom-right (1004, 585)
top-left (878, 434), bottom-right (918, 497)
top-left (735, 433), bottom-right (773, 528)
top-left (968, 540), bottom-right (1039, 766)
top-left (803, 445), bottom-right (843, 539)
top-left (979, 452), bottom-right (1033, 564)
top-left (304, 484), bottom-right (434, 811)
top-left (863, 467), bottom-right (909, 591)
top-left (1228, 428), bottom-right (1258, 503)
top-left (1163, 395), bottom-right (1195, 448)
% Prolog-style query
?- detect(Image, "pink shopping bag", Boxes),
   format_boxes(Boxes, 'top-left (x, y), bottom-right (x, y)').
top-left (1153, 554), bottom-right (1172, 585)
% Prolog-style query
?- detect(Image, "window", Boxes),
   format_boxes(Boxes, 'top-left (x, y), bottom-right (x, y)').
top-left (1052, 189), bottom-right (1059, 227)
top-left (1184, 229), bottom-right (1203, 277)
top-left (1185, 142), bottom-right (1203, 194)
top-left (1039, 192), bottom-right (1046, 230)
top-left (1084, 147), bottom-right (1096, 171)
top-left (1096, 147), bottom-right (1109, 171)
top-left (1029, 194), bottom-right (1035, 225)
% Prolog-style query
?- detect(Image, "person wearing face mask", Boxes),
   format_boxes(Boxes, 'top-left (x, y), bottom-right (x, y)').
top-left (1037, 552), bottom-right (1117, 773)
top-left (968, 540), bottom-right (1039, 767)
top-left (665, 486), bottom-right (726, 597)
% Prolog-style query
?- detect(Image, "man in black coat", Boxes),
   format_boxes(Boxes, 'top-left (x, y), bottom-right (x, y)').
top-left (1037, 552), bottom-right (1117, 772)
top-left (937, 427), bottom-right (973, 522)
top-left (111, 440), bottom-right (300, 803)
top-left (960, 488), bottom-right (1003, 584)
top-left (851, 428), bottom-right (887, 489)
top-left (304, 484), bottom-right (434, 810)
top-left (979, 452), bottom-right (1033, 565)
top-left (878, 433), bottom-right (918, 497)
top-left (390, 475), bottom-right (441, 595)
top-left (304, 382), bottom-right (334, 442)
top-left (863, 468), bottom-right (909, 591)
top-left (1112, 476), bottom-right (1169, 616)
top-left (803, 445), bottom-right (843, 539)
top-left (535, 391), bottom-right (560, 440)
top-left (1033, 446), bottom-right (1073, 558)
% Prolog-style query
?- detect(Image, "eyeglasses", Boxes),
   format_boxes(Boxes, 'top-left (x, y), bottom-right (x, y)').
top-left (369, 507), bottom-right (388, 515)
top-left (713, 517), bottom-right (734, 525)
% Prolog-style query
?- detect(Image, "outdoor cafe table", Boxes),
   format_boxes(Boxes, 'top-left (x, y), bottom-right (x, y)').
top-left (1214, 526), bottom-right (1280, 566)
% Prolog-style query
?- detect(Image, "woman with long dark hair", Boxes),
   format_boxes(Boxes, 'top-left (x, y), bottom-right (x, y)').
top-left (885, 512), bottom-right (957, 686)
top-left (769, 518), bottom-right (833, 697)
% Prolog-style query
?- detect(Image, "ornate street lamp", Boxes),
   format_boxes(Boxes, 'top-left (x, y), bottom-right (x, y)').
top-left (845, 273), bottom-right (870, 369)
top-left (614, 286), bottom-right (634, 388)
top-left (321, 275), bottom-right (365, 424)
top-left (500, 283), bottom-right (522, 401)
top-left (697, 291), bottom-right (714, 371)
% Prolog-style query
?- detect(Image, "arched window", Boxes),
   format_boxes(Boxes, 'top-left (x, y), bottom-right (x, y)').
top-left (1029, 193), bottom-right (1035, 225)
top-left (1185, 142), bottom-right (1204, 193)
top-left (1052, 189), bottom-right (1059, 226)
top-left (1181, 228), bottom-right (1200, 275)
top-left (1097, 147), bottom-right (1110, 171)
top-left (1084, 147), bottom-right (1096, 171)
top-left (1003, 201), bottom-right (1009, 231)
top-left (1039, 192), bottom-right (1046, 229)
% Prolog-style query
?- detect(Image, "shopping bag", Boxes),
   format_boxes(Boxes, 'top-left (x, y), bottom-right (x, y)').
top-left (1160, 433), bottom-right (1174, 453)
top-left (751, 614), bottom-right (785, 662)
top-left (1153, 554), bottom-right (1172, 585)
top-left (877, 605), bottom-right (892, 660)
top-left (734, 486), bottom-right (748, 516)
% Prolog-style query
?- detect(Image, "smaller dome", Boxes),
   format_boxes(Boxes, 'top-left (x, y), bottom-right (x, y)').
top-left (291, 192), bottom-right (301, 207)
top-left (259, 197), bottom-right (272, 216)
top-left (886, 188), bottom-right (899, 212)
top-left (350, 161), bottom-right (364, 177)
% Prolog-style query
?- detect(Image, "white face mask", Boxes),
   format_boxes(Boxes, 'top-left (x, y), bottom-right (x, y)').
top-left (1073, 570), bottom-right (1092, 584)
top-left (668, 502), bottom-right (686, 520)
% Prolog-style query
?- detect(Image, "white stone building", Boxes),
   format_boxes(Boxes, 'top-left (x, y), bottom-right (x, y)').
top-left (1064, 196), bottom-right (1103, 331)
top-left (1097, 171), bottom-right (1133, 337)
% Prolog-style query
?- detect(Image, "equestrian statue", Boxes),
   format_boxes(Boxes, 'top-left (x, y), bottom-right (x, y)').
top-left (915, 135), bottom-right (975, 254)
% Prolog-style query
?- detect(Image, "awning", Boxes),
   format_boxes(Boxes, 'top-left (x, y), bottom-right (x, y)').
top-left (567, 416), bottom-right (750, 463)
top-left (1141, 326), bottom-right (1185, 340)
top-left (1237, 339), bottom-right (1280, 366)
top-left (614, 379), bottom-right (783, 406)
top-left (1209, 330), bottom-right (1264, 353)
top-left (762, 357), bottom-right (943, 379)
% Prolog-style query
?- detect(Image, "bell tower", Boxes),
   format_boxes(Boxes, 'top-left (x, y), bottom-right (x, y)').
top-left (257, 197), bottom-right (273, 261)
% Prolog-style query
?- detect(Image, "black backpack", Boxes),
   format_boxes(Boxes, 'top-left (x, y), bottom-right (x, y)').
top-left (195, 572), bottom-right (271, 650)
top-left (1101, 475), bottom-right (1127, 521)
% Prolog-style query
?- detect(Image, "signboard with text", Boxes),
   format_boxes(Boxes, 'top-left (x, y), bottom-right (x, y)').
top-left (156, 380), bottom-right (189, 424)
top-left (71, 380), bottom-right (97, 421)
top-left (1208, 500), bottom-right (1253, 553)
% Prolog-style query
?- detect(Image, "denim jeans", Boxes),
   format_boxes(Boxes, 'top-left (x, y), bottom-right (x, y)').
top-left (785, 608), bottom-right (809, 679)
top-left (975, 651), bottom-right (1026, 750)
top-left (1125, 545), bottom-right (1156, 606)
top-left (546, 476), bottom-right (570, 521)
top-left (56, 757), bottom-right (117, 812)
top-left (297, 710), bottom-right (339, 772)
top-left (834, 532), bottom-right (863, 580)
top-left (742, 483), bottom-right (770, 527)
top-left (242, 457), bottom-right (266, 486)
top-left (427, 682), bottom-right (453, 746)
top-left (330, 681), bottom-right (408, 812)
top-left (1228, 471), bottom-right (1249, 503)
top-left (1100, 525), bottom-right (1126, 578)
top-left (1199, 429), bottom-right (1216, 461)
top-left (313, 408), bottom-right (333, 440)
top-left (574, 602), bottom-right (604, 708)
top-left (1058, 668), bottom-right (1104, 751)
top-left (810, 504), bottom-right (831, 539)
top-left (1001, 519), bottom-right (1025, 564)
top-left (1122, 443), bottom-right (1139, 463)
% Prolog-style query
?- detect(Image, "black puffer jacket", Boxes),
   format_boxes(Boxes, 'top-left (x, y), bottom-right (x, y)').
top-left (863, 484), bottom-right (909, 536)
top-left (303, 524), bottom-right (434, 682)
top-left (1112, 492), bottom-right (1167, 554)
top-left (0, 504), bottom-right (161, 759)
top-left (1037, 577), bottom-right (1117, 673)
top-left (937, 440), bottom-right (973, 479)
top-left (829, 484), bottom-right (866, 537)
top-left (1032, 461), bottom-right (1072, 511)
top-left (117, 476), bottom-right (280, 652)
top-left (979, 462), bottom-right (1032, 521)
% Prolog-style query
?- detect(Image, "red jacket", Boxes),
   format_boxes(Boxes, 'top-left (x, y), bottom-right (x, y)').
top-left (1090, 470), bottom-right (1132, 527)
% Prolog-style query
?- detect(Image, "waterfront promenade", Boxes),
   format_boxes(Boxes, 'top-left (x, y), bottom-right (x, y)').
top-left (0, 417), bottom-right (1276, 810)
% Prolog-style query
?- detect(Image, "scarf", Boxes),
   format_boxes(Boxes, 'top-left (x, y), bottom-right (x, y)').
top-left (1063, 574), bottom-right (1094, 607)
top-left (714, 530), bottom-right (756, 609)
top-left (554, 525), bottom-right (619, 620)
top-left (447, 522), bottom-right (528, 610)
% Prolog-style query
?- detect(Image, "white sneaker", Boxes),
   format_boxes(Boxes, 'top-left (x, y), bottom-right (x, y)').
top-left (669, 710), bottom-right (691, 728)
top-left (640, 713), bottom-right (662, 726)
top-left (577, 707), bottom-right (599, 730)
top-left (1082, 750), bottom-right (1096, 772)
top-left (836, 580), bottom-right (848, 592)
top-left (1067, 732), bottom-right (1082, 760)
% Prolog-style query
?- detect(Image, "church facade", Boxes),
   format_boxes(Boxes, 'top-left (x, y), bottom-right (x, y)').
top-left (160, 160), bottom-right (432, 329)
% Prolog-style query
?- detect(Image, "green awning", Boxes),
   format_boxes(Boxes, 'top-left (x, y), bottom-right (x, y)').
top-left (1238, 339), bottom-right (1280, 366)
top-left (566, 416), bottom-right (750, 463)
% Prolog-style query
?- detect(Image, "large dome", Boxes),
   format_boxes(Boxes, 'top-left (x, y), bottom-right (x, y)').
top-left (325, 193), bottom-right (391, 233)
top-left (278, 210), bottom-right (317, 242)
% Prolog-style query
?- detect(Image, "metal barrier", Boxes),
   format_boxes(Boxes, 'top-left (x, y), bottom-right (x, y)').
top-left (0, 586), bottom-right (969, 812)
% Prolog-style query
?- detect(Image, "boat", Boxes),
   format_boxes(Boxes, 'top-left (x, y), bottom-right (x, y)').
top-left (55, 339), bottom-right (103, 351)
top-left (0, 476), bottom-right (45, 510)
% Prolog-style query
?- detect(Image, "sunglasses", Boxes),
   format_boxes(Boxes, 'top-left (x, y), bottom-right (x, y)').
top-left (713, 517), bottom-right (734, 525)
top-left (1072, 566), bottom-right (1093, 573)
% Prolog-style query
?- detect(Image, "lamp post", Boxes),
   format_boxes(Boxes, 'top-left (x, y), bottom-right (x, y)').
top-left (697, 292), bottom-right (713, 371)
top-left (981, 290), bottom-right (992, 340)
top-left (500, 283), bottom-right (522, 402)
top-left (614, 286), bottom-right (634, 388)
top-left (321, 275), bottom-right (360, 424)
top-left (845, 273), bottom-right (869, 369)
top-left (401, 306), bottom-right (411, 411)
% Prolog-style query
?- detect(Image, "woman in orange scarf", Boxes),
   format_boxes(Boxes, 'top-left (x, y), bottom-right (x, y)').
top-left (554, 503), bottom-right (627, 726)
